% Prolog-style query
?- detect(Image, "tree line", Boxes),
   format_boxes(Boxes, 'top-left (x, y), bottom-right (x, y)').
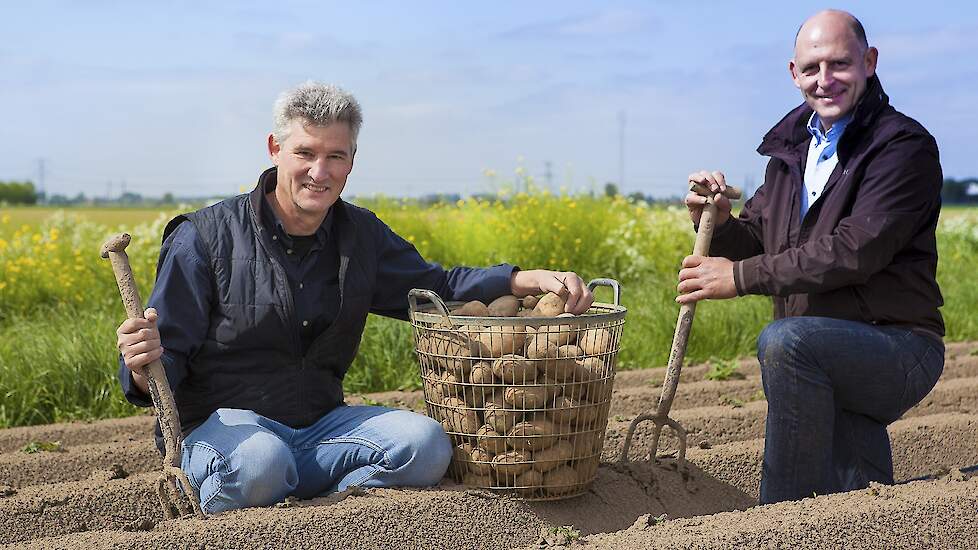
top-left (0, 181), bottom-right (38, 205)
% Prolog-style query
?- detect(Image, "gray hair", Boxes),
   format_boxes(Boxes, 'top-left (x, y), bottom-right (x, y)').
top-left (272, 81), bottom-right (363, 150)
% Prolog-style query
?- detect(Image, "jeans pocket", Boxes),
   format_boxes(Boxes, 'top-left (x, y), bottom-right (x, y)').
top-left (898, 344), bottom-right (944, 414)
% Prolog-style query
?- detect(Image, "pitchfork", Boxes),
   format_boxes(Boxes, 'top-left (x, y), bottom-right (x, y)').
top-left (101, 233), bottom-right (205, 519)
top-left (619, 182), bottom-right (741, 469)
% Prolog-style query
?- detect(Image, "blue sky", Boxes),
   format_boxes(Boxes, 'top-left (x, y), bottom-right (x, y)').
top-left (2, 1), bottom-right (975, 199)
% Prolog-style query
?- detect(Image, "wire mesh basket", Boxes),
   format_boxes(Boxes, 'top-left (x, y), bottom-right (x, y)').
top-left (408, 278), bottom-right (626, 500)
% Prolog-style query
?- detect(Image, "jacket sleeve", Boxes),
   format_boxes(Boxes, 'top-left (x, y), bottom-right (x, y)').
top-left (117, 221), bottom-right (212, 406)
top-left (708, 171), bottom-right (769, 263)
top-left (367, 214), bottom-right (516, 320)
top-left (736, 131), bottom-right (942, 297)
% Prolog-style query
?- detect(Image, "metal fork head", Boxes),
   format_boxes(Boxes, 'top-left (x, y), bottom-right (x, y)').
top-left (618, 413), bottom-right (688, 470)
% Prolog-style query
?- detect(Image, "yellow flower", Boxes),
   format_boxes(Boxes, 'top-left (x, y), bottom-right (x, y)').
top-left (1, 214), bottom-right (9, 224)
top-left (0, 281), bottom-right (6, 290)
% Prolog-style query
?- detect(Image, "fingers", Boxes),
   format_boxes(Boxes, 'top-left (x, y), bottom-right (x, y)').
top-left (116, 310), bottom-right (162, 372)
top-left (680, 255), bottom-right (703, 269)
top-left (688, 170), bottom-right (726, 191)
top-left (559, 272), bottom-right (593, 315)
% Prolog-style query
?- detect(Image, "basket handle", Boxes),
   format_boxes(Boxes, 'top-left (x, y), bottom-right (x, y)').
top-left (408, 288), bottom-right (452, 319)
top-left (587, 278), bottom-right (621, 306)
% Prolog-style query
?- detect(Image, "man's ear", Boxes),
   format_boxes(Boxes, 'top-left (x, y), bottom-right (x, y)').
top-left (864, 46), bottom-right (879, 78)
top-left (788, 59), bottom-right (801, 89)
top-left (267, 133), bottom-right (281, 165)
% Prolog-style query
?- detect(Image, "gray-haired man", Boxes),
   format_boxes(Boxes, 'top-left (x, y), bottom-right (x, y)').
top-left (115, 82), bottom-right (594, 514)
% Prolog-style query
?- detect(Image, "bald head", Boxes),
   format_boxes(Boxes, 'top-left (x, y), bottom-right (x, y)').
top-left (795, 10), bottom-right (868, 51)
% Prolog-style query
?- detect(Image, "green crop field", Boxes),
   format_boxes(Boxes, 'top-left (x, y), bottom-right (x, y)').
top-left (1, 199), bottom-right (977, 429)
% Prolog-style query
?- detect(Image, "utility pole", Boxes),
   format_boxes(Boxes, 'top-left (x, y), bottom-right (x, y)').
top-left (617, 110), bottom-right (626, 189)
top-left (37, 158), bottom-right (46, 203)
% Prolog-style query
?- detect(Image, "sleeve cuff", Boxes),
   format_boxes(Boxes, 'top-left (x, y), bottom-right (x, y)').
top-left (117, 355), bottom-right (153, 408)
top-left (486, 263), bottom-right (519, 299)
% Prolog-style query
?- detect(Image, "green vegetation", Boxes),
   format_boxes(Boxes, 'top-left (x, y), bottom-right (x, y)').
top-left (1, 200), bottom-right (977, 428)
top-left (703, 358), bottom-right (745, 381)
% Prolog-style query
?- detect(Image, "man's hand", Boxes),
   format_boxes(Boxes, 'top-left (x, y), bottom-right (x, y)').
top-left (511, 269), bottom-right (594, 314)
top-left (116, 307), bottom-right (163, 394)
top-left (676, 256), bottom-right (737, 304)
top-left (685, 170), bottom-right (733, 226)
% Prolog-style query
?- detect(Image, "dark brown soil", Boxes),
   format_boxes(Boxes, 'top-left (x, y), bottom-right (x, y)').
top-left (3, 342), bottom-right (976, 549)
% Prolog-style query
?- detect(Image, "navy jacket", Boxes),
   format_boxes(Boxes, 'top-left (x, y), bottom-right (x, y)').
top-left (119, 168), bottom-right (516, 448)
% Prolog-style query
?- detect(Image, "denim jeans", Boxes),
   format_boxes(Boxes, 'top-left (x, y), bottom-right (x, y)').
top-left (756, 316), bottom-right (944, 504)
top-left (180, 405), bottom-right (452, 514)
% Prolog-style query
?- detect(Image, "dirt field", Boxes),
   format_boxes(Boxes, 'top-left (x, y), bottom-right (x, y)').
top-left (2, 343), bottom-right (977, 549)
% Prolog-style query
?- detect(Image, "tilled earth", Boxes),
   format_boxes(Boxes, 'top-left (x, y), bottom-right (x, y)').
top-left (2, 343), bottom-right (977, 549)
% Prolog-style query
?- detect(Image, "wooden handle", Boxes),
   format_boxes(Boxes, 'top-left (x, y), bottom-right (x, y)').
top-left (689, 182), bottom-right (742, 200)
top-left (100, 233), bottom-right (186, 467)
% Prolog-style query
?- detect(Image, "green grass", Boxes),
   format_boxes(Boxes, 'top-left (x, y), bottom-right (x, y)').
top-left (1, 201), bottom-right (977, 429)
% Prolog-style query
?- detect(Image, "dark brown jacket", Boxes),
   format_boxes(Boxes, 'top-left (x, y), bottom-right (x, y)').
top-left (711, 75), bottom-right (944, 337)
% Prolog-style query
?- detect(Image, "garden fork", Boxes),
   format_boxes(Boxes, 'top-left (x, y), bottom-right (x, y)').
top-left (101, 233), bottom-right (204, 519)
top-left (619, 182), bottom-right (741, 470)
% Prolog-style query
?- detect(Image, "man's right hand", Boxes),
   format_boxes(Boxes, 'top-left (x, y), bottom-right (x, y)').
top-left (685, 170), bottom-right (733, 226)
top-left (116, 307), bottom-right (163, 394)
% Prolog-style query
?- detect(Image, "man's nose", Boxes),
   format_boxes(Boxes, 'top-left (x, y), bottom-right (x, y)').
top-left (308, 159), bottom-right (328, 182)
top-left (817, 63), bottom-right (835, 89)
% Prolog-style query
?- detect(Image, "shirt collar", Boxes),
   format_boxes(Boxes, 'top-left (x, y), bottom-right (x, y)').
top-left (258, 173), bottom-right (334, 247)
top-left (807, 111), bottom-right (853, 147)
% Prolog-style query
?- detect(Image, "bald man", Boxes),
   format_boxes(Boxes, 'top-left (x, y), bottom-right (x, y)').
top-left (682, 10), bottom-right (944, 503)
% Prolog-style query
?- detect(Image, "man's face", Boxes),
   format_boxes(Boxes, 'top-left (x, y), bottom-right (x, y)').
top-left (789, 16), bottom-right (878, 130)
top-left (268, 119), bottom-right (355, 225)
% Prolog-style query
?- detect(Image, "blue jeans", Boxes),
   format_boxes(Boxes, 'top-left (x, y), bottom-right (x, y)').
top-left (756, 317), bottom-right (944, 504)
top-left (180, 405), bottom-right (452, 514)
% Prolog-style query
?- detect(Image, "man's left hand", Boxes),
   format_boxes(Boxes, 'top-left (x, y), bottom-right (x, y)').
top-left (676, 256), bottom-right (737, 304)
top-left (511, 269), bottom-right (594, 314)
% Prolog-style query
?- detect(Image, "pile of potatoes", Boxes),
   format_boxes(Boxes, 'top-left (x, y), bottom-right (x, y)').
top-left (416, 290), bottom-right (619, 497)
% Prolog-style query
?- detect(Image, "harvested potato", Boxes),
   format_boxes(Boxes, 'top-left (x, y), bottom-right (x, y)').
top-left (578, 328), bottom-right (613, 356)
top-left (536, 313), bottom-right (578, 347)
top-left (542, 344), bottom-right (581, 381)
top-left (469, 447), bottom-right (494, 476)
top-left (521, 295), bottom-right (540, 310)
top-left (491, 354), bottom-right (538, 384)
top-left (469, 361), bottom-right (496, 385)
top-left (503, 385), bottom-right (555, 410)
top-left (425, 326), bottom-right (488, 375)
top-left (542, 465), bottom-right (581, 496)
top-left (462, 472), bottom-right (495, 487)
top-left (531, 439), bottom-right (575, 473)
top-left (492, 449), bottom-right (532, 478)
top-left (476, 424), bottom-right (509, 455)
top-left (575, 457), bottom-right (600, 482)
top-left (506, 419), bottom-right (560, 451)
top-left (525, 336), bottom-right (559, 372)
top-left (477, 325), bottom-right (528, 357)
top-left (513, 468), bottom-right (544, 495)
top-left (423, 374), bottom-right (446, 405)
top-left (487, 295), bottom-right (520, 317)
top-left (483, 394), bottom-right (522, 433)
top-left (452, 300), bottom-right (491, 317)
top-left (570, 431), bottom-right (602, 458)
top-left (546, 396), bottom-right (580, 425)
top-left (532, 290), bottom-right (568, 317)
top-left (442, 397), bottom-right (480, 434)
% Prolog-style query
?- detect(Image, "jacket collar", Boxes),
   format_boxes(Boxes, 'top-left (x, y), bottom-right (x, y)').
top-left (758, 74), bottom-right (889, 158)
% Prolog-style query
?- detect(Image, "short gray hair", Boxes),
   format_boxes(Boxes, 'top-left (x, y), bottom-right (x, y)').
top-left (272, 81), bottom-right (363, 149)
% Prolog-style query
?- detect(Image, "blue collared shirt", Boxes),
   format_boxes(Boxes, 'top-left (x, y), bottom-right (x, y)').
top-left (119, 192), bottom-right (517, 407)
top-left (802, 112), bottom-right (852, 218)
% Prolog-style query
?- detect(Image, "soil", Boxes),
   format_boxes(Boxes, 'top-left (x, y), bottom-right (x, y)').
top-left (2, 342), bottom-right (977, 549)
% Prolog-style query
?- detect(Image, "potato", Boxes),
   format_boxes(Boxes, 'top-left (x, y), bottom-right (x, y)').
top-left (506, 419), bottom-right (560, 451)
top-left (521, 295), bottom-right (540, 310)
top-left (513, 468), bottom-right (544, 495)
top-left (452, 300), bottom-right (491, 317)
top-left (477, 325), bottom-right (528, 358)
top-left (425, 326), bottom-right (488, 375)
top-left (423, 374), bottom-right (446, 405)
top-left (532, 439), bottom-right (575, 472)
top-left (532, 290), bottom-right (568, 317)
top-left (575, 457), bottom-right (600, 482)
top-left (469, 447), bottom-right (494, 475)
top-left (476, 424), bottom-right (509, 455)
top-left (504, 385), bottom-right (553, 410)
top-left (542, 465), bottom-right (581, 496)
top-left (492, 449), bottom-right (532, 478)
top-left (487, 295), bottom-right (520, 317)
top-left (491, 354), bottom-right (538, 384)
top-left (462, 472), bottom-right (495, 487)
top-left (546, 396), bottom-right (579, 425)
top-left (483, 396), bottom-right (522, 433)
top-left (578, 328), bottom-right (613, 356)
top-left (442, 397), bottom-right (480, 434)
top-left (469, 361), bottom-right (496, 385)
top-left (542, 345), bottom-right (582, 382)
top-left (570, 431), bottom-right (602, 458)
top-left (535, 313), bottom-right (578, 347)
top-left (525, 336), bottom-right (559, 372)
